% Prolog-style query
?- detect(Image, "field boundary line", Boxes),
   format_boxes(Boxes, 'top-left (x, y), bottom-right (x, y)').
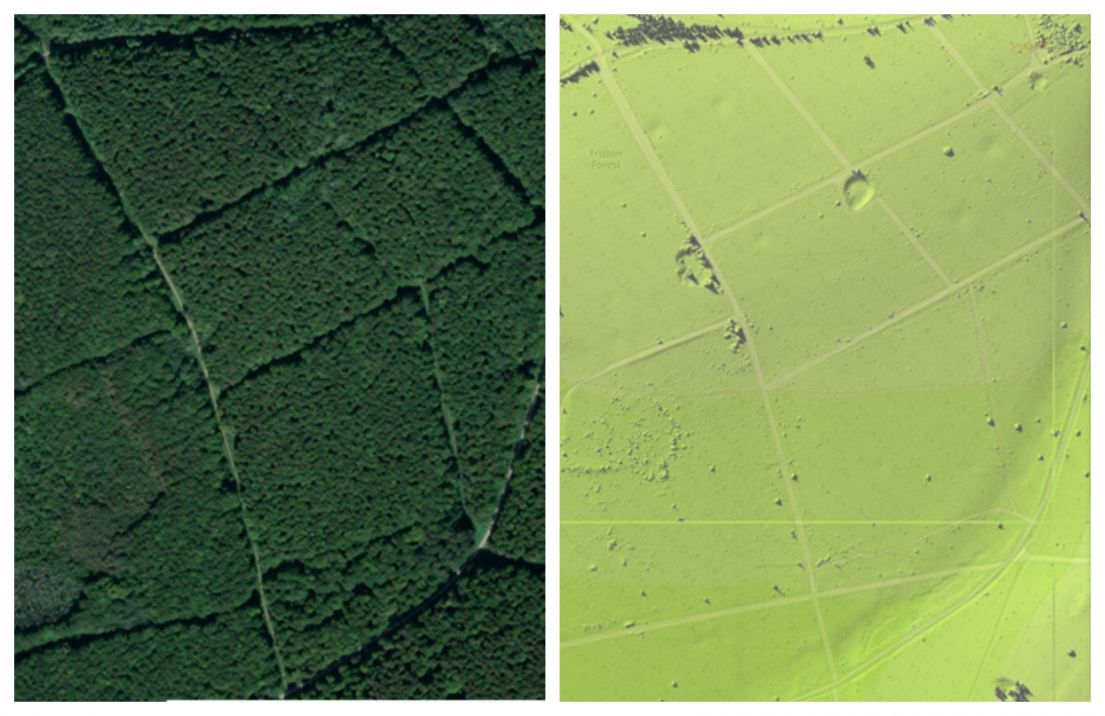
top-left (703, 54), bottom-right (1039, 247)
top-left (928, 24), bottom-right (1090, 217)
top-left (562, 514), bottom-right (1026, 526)
top-left (765, 218), bottom-right (1083, 390)
top-left (747, 46), bottom-right (849, 166)
top-left (830, 508), bottom-right (1030, 572)
top-left (581, 22), bottom-right (1039, 251)
top-left (967, 288), bottom-right (1018, 513)
top-left (875, 196), bottom-right (953, 286)
top-left (561, 561), bottom-right (1002, 650)
top-left (702, 96), bottom-right (992, 247)
top-left (747, 43), bottom-right (954, 292)
top-left (966, 559), bottom-right (1027, 699)
top-left (562, 318), bottom-right (733, 400)
top-left (1021, 554), bottom-right (1089, 565)
top-left (580, 24), bottom-right (840, 693)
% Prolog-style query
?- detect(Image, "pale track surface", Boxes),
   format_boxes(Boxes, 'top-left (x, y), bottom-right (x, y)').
top-left (765, 219), bottom-right (1082, 391)
top-left (562, 15), bottom-right (1088, 701)
top-left (746, 42), bottom-right (955, 292)
top-left (568, 143), bottom-right (1083, 398)
top-left (562, 561), bottom-right (1003, 649)
top-left (564, 361), bottom-right (1086, 696)
top-left (793, 358), bottom-right (1088, 700)
top-left (565, 48), bottom-right (1053, 398)
top-left (568, 18), bottom-right (1043, 250)
top-left (576, 23), bottom-right (841, 696)
top-left (786, 28), bottom-right (1090, 697)
top-left (705, 40), bottom-right (1040, 245)
top-left (929, 24), bottom-right (1090, 218)
top-left (561, 542), bottom-right (1086, 653)
top-left (562, 318), bottom-right (733, 400)
top-left (563, 506), bottom-right (1029, 642)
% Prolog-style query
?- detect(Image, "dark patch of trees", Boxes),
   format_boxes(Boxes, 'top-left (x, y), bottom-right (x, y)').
top-left (607, 14), bottom-right (826, 53)
top-left (561, 59), bottom-right (600, 85)
top-left (610, 14), bottom-right (746, 48)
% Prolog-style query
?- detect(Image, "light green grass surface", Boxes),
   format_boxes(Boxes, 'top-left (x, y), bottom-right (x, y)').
top-left (561, 14), bottom-right (1089, 701)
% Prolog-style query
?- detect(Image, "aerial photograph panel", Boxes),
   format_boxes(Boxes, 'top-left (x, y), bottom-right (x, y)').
top-left (560, 14), bottom-right (1089, 701)
top-left (14, 13), bottom-right (544, 701)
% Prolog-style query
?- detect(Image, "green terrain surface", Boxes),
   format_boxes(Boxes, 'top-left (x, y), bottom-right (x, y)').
top-left (561, 14), bottom-right (1089, 701)
top-left (14, 14), bottom-right (544, 700)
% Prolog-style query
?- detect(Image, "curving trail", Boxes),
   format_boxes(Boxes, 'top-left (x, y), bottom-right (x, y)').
top-left (793, 355), bottom-right (1088, 700)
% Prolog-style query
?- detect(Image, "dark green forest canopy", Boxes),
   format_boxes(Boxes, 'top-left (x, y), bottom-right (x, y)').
top-left (15, 333), bottom-right (255, 649)
top-left (14, 64), bottom-right (175, 389)
top-left (423, 226), bottom-right (545, 535)
top-left (219, 291), bottom-right (475, 680)
top-left (158, 104), bottom-right (535, 389)
top-left (20, 14), bottom-right (349, 42)
top-left (489, 392), bottom-right (545, 564)
top-left (290, 553), bottom-right (543, 700)
top-left (15, 14), bottom-right (544, 701)
top-left (451, 58), bottom-right (546, 204)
